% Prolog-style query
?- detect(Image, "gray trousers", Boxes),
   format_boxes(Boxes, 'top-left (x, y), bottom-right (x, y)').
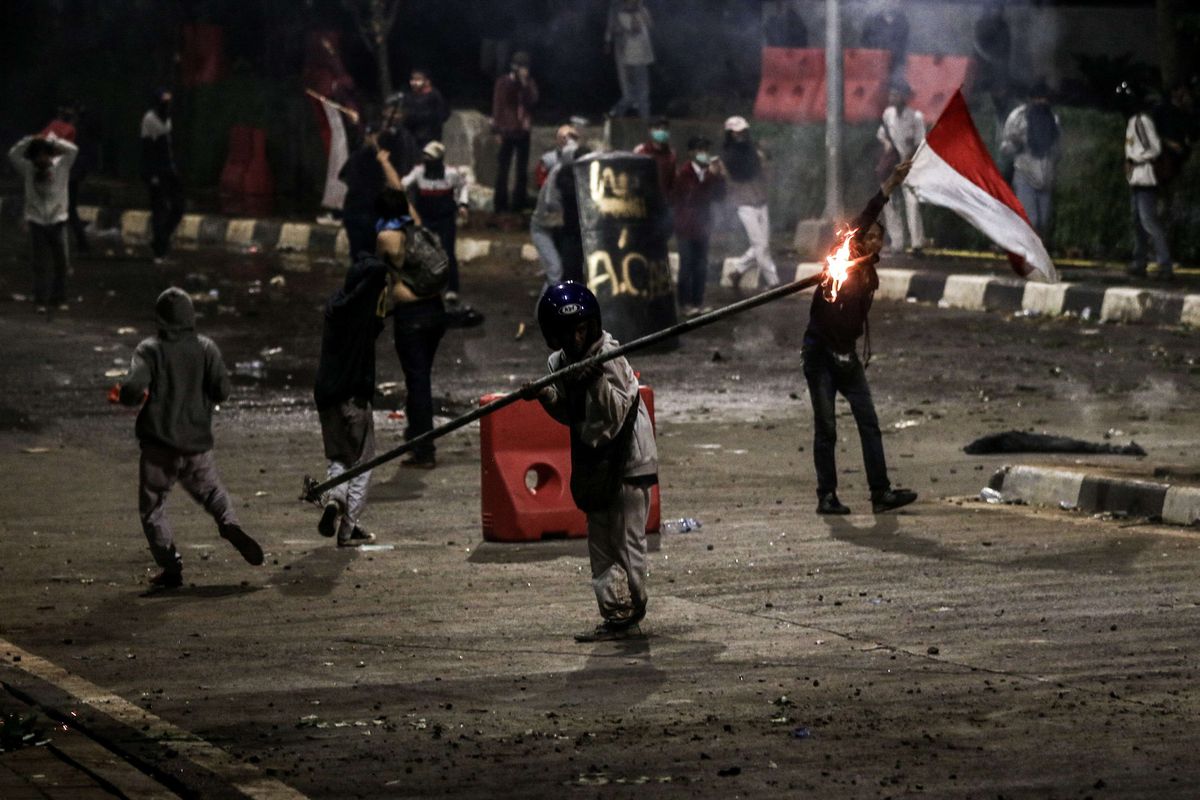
top-left (586, 483), bottom-right (650, 623)
top-left (139, 444), bottom-right (238, 572)
top-left (319, 399), bottom-right (375, 536)
top-left (1131, 187), bottom-right (1171, 270)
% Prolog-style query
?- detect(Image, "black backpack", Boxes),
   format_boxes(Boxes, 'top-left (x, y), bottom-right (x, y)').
top-left (397, 222), bottom-right (450, 296)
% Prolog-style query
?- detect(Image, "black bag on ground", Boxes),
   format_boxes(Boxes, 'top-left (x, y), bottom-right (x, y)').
top-left (568, 392), bottom-right (641, 513)
top-left (398, 222), bottom-right (450, 296)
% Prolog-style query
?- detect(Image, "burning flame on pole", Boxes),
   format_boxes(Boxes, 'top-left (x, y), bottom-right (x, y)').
top-left (822, 227), bottom-right (859, 302)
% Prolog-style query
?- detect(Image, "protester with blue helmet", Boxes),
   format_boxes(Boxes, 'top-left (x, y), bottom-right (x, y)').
top-left (529, 281), bottom-right (658, 641)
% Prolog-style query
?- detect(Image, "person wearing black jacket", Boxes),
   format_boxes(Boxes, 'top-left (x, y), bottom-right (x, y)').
top-left (804, 160), bottom-right (918, 516)
top-left (140, 89), bottom-right (184, 263)
top-left (401, 68), bottom-right (451, 147)
top-left (338, 124), bottom-right (411, 259)
top-left (314, 257), bottom-right (388, 547)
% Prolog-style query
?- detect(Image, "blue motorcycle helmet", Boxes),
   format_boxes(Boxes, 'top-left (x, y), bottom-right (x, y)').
top-left (536, 281), bottom-right (602, 353)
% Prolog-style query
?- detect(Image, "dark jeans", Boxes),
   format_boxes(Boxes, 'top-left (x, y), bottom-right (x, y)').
top-left (148, 174), bottom-right (184, 258)
top-left (343, 212), bottom-right (378, 262)
top-left (676, 236), bottom-right (709, 308)
top-left (495, 132), bottom-right (531, 213)
top-left (29, 222), bottom-right (69, 305)
top-left (802, 343), bottom-right (890, 497)
top-left (393, 298), bottom-right (447, 460)
top-left (1130, 187), bottom-right (1171, 272)
top-left (424, 214), bottom-right (460, 293)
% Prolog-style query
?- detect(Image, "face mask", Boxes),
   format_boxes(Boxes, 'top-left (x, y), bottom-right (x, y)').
top-left (561, 140), bottom-right (579, 158)
top-left (651, 129), bottom-right (669, 144)
top-left (693, 152), bottom-right (710, 166)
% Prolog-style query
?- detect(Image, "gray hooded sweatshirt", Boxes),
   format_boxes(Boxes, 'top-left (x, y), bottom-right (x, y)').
top-left (120, 288), bottom-right (231, 453)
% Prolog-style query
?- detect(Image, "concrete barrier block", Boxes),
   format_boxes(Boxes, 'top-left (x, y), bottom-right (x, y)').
top-left (120, 210), bottom-right (150, 241)
top-left (996, 465), bottom-right (1085, 507)
top-left (1099, 287), bottom-right (1146, 323)
top-left (176, 214), bottom-right (204, 241)
top-left (1022, 282), bottom-right (1069, 316)
top-left (668, 251), bottom-right (679, 283)
top-left (1181, 295), bottom-right (1200, 328)
top-left (225, 218), bottom-right (256, 246)
top-left (77, 205), bottom-right (99, 224)
top-left (1161, 486), bottom-right (1200, 526)
top-left (520, 243), bottom-right (538, 262)
top-left (941, 275), bottom-right (992, 311)
top-left (335, 228), bottom-right (350, 257)
top-left (457, 238), bottom-right (491, 263)
top-left (720, 257), bottom-right (757, 289)
top-left (277, 223), bottom-right (312, 252)
top-left (875, 269), bottom-right (915, 302)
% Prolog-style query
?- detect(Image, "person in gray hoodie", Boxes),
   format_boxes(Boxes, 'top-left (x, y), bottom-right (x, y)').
top-left (116, 288), bottom-right (263, 589)
top-left (527, 282), bottom-right (658, 642)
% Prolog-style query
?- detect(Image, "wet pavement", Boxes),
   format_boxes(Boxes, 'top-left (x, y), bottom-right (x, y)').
top-left (2, 236), bottom-right (1200, 797)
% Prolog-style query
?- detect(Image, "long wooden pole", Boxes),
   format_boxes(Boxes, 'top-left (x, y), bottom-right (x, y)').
top-left (301, 272), bottom-right (825, 503)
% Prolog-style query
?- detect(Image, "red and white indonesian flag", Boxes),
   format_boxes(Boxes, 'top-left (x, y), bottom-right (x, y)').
top-left (907, 90), bottom-right (1057, 283)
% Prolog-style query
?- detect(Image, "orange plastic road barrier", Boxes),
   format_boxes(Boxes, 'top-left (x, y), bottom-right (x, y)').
top-left (479, 386), bottom-right (661, 542)
top-left (904, 54), bottom-right (972, 119)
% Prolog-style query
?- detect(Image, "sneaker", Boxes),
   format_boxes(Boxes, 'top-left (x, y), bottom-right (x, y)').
top-left (400, 454), bottom-right (436, 470)
top-left (149, 569), bottom-right (183, 589)
top-left (315, 213), bottom-right (339, 226)
top-left (56, 304), bottom-right (69, 312)
top-left (816, 493), bottom-right (851, 515)
top-left (574, 621), bottom-right (638, 642)
top-left (871, 488), bottom-right (918, 514)
top-left (337, 526), bottom-right (376, 547)
top-left (683, 306), bottom-right (702, 319)
top-left (318, 501), bottom-right (341, 538)
top-left (444, 290), bottom-right (460, 305)
top-left (219, 523), bottom-right (265, 565)
top-left (728, 270), bottom-right (744, 292)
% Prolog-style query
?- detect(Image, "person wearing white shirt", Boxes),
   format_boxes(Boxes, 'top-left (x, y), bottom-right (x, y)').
top-left (876, 83), bottom-right (925, 253)
top-left (1125, 106), bottom-right (1172, 278)
top-left (605, 0), bottom-right (655, 119)
top-left (7, 134), bottom-right (78, 311)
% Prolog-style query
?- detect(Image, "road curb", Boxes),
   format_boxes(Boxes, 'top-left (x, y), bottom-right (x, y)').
top-left (0, 196), bottom-right (537, 267)
top-left (987, 464), bottom-right (1200, 526)
top-left (5, 196), bottom-right (1197, 328)
top-left (787, 260), bottom-right (1199, 328)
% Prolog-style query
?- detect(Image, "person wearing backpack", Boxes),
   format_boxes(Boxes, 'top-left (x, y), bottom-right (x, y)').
top-left (376, 189), bottom-right (448, 469)
top-left (524, 282), bottom-right (658, 642)
top-left (402, 141), bottom-right (470, 303)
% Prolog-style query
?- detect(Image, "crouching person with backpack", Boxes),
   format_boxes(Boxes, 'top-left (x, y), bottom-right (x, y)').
top-left (525, 282), bottom-right (658, 642)
top-left (376, 189), bottom-right (449, 469)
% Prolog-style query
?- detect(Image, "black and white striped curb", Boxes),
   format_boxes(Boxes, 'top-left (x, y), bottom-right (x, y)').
top-left (987, 464), bottom-right (1200, 526)
top-left (5, 196), bottom-right (1197, 327)
top-left (0, 196), bottom-right (538, 266)
top-left (777, 262), bottom-right (1200, 327)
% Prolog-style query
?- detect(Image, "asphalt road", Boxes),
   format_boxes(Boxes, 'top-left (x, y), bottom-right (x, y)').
top-left (1, 240), bottom-right (1199, 798)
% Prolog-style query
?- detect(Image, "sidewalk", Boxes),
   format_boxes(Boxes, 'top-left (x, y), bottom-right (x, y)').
top-left (4, 195), bottom-right (1199, 329)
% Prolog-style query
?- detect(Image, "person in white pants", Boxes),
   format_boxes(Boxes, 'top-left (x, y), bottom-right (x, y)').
top-left (722, 116), bottom-right (780, 289)
top-left (877, 82), bottom-right (926, 253)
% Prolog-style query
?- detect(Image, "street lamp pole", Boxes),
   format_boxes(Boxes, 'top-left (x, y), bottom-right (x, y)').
top-left (824, 0), bottom-right (843, 219)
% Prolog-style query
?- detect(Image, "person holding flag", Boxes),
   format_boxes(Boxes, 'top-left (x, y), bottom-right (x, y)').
top-left (804, 161), bottom-right (919, 516)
